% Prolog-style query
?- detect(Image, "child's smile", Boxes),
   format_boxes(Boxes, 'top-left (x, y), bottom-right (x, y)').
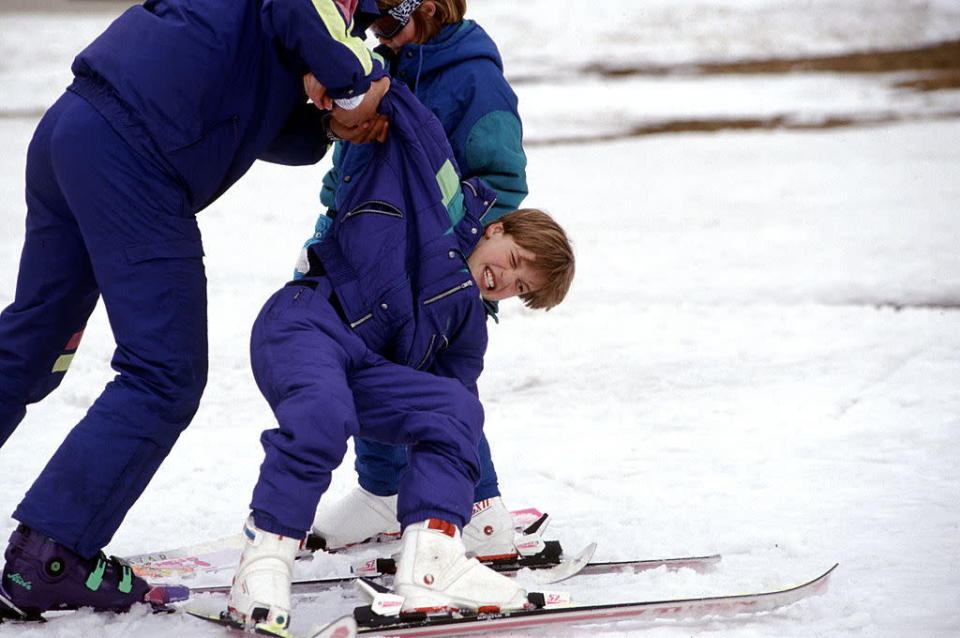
top-left (467, 223), bottom-right (544, 302)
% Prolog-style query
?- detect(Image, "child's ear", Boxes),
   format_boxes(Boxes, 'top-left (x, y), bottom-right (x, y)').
top-left (485, 222), bottom-right (504, 238)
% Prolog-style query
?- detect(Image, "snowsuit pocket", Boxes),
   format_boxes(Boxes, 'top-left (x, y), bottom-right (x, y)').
top-left (124, 238), bottom-right (204, 264)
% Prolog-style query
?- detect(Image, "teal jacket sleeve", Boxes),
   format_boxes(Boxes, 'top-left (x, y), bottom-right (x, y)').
top-left (464, 110), bottom-right (528, 222)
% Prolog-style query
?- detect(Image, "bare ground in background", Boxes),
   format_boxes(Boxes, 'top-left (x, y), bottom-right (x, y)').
top-left (537, 39), bottom-right (960, 140)
top-left (580, 40), bottom-right (960, 87)
top-left (1, 1), bottom-right (957, 138)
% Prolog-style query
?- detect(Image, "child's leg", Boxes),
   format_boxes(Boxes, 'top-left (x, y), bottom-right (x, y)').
top-left (349, 363), bottom-right (484, 531)
top-left (247, 282), bottom-right (368, 537)
top-left (249, 281), bottom-right (484, 536)
top-left (233, 281), bottom-right (372, 628)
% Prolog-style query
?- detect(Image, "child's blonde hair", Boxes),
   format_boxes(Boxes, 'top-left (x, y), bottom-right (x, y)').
top-left (497, 209), bottom-right (575, 311)
top-left (377, 0), bottom-right (466, 43)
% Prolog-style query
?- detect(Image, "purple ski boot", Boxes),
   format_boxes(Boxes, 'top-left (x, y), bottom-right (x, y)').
top-left (1, 524), bottom-right (187, 620)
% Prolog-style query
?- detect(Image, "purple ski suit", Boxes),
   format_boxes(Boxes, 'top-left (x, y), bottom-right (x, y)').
top-left (249, 83), bottom-right (498, 537)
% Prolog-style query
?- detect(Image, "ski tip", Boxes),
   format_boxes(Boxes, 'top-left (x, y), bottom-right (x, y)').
top-left (308, 614), bottom-right (357, 638)
top-left (184, 606), bottom-right (227, 621)
top-left (184, 606), bottom-right (240, 631)
top-left (563, 541), bottom-right (598, 572)
top-left (578, 542), bottom-right (599, 564)
top-left (531, 542), bottom-right (598, 584)
top-left (803, 563), bottom-right (839, 586)
top-left (817, 563), bottom-right (840, 586)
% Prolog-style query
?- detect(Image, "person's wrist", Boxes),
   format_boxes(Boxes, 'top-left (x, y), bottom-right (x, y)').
top-left (320, 112), bottom-right (344, 142)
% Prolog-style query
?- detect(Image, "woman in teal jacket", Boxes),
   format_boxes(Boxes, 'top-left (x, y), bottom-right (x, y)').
top-left (319, 0), bottom-right (527, 221)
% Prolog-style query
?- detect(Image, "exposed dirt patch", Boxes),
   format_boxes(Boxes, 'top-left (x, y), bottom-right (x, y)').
top-left (695, 39), bottom-right (957, 77)
top-left (526, 112), bottom-right (960, 146)
top-left (894, 69), bottom-right (960, 92)
top-left (521, 39), bottom-right (960, 143)
top-left (581, 39), bottom-right (960, 91)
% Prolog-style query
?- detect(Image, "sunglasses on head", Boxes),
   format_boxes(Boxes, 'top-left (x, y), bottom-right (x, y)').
top-left (371, 0), bottom-right (423, 39)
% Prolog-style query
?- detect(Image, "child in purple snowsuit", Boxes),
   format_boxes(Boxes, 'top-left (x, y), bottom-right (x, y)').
top-left (228, 82), bottom-right (574, 630)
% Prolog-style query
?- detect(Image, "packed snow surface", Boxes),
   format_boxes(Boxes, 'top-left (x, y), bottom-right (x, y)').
top-left (1, 1), bottom-right (958, 637)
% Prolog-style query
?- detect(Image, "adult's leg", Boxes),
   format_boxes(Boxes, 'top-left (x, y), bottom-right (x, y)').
top-left (0, 95), bottom-right (100, 446)
top-left (12, 93), bottom-right (207, 558)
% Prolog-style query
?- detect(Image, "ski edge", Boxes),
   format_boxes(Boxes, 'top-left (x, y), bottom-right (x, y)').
top-left (352, 563), bottom-right (838, 637)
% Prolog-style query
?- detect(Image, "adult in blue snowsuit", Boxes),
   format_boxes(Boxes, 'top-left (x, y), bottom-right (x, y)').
top-left (0, 0), bottom-right (388, 616)
top-left (307, 0), bottom-right (527, 545)
top-left (230, 81), bottom-right (573, 628)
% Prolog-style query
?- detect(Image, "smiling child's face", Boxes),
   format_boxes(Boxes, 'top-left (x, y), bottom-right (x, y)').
top-left (466, 222), bottom-right (544, 302)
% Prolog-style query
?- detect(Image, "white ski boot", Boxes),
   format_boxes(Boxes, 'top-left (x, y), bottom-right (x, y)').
top-left (463, 497), bottom-right (520, 561)
top-left (393, 519), bottom-right (529, 614)
top-left (227, 517), bottom-right (300, 631)
top-left (310, 487), bottom-right (400, 550)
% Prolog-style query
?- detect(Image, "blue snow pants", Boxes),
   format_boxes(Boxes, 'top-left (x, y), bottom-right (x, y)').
top-left (248, 278), bottom-right (483, 538)
top-left (0, 92), bottom-right (207, 558)
top-left (356, 436), bottom-right (500, 502)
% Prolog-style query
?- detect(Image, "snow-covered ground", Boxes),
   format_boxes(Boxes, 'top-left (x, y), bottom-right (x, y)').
top-left (1, 1), bottom-right (959, 637)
